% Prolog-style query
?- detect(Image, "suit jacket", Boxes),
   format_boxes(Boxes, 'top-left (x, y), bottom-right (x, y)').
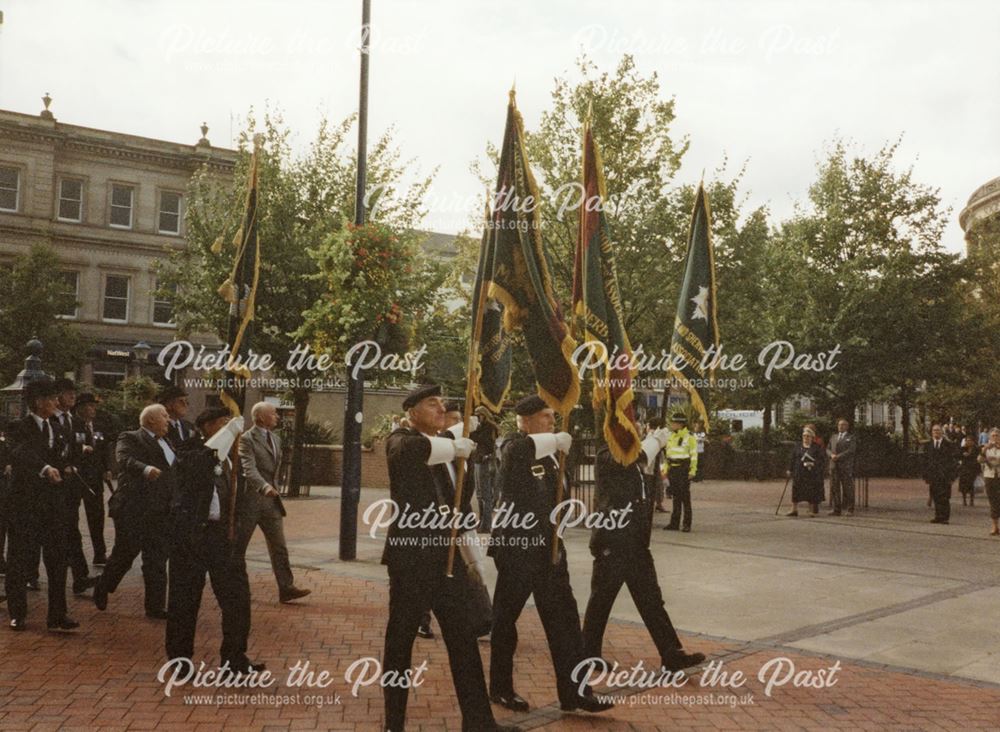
top-left (166, 418), bottom-right (197, 450)
top-left (827, 431), bottom-right (857, 473)
top-left (380, 427), bottom-right (474, 571)
top-left (923, 439), bottom-right (958, 484)
top-left (114, 429), bottom-right (178, 518)
top-left (591, 446), bottom-right (651, 557)
top-left (7, 414), bottom-right (67, 517)
top-left (70, 416), bottom-right (110, 489)
top-left (238, 425), bottom-right (286, 517)
top-left (172, 436), bottom-right (239, 544)
top-left (490, 432), bottom-right (565, 564)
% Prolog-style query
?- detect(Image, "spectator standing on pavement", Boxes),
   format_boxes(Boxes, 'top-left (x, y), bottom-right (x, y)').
top-left (979, 429), bottom-right (1000, 536)
top-left (958, 435), bottom-right (980, 507)
top-left (786, 427), bottom-right (826, 517)
top-left (923, 424), bottom-right (959, 525)
top-left (827, 418), bottom-right (857, 516)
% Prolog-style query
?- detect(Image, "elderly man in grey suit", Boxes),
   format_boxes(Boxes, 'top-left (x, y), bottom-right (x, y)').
top-left (236, 402), bottom-right (310, 603)
top-left (827, 418), bottom-right (858, 516)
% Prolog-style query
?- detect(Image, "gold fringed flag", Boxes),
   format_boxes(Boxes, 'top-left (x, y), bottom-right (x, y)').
top-left (573, 115), bottom-right (642, 465)
top-left (666, 182), bottom-right (719, 429)
top-left (471, 199), bottom-right (512, 414)
top-left (488, 90), bottom-right (580, 416)
top-left (218, 137), bottom-right (262, 416)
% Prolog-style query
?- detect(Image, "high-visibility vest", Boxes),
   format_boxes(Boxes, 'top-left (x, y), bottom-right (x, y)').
top-left (663, 428), bottom-right (698, 474)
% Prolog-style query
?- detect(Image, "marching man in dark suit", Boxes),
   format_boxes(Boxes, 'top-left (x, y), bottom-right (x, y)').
top-left (167, 407), bottom-right (261, 675)
top-left (159, 385), bottom-right (195, 449)
top-left (5, 377), bottom-right (77, 632)
top-left (94, 403), bottom-right (177, 619)
top-left (582, 429), bottom-right (706, 673)
top-left (924, 424), bottom-right (958, 525)
top-left (489, 395), bottom-right (612, 715)
top-left (236, 401), bottom-right (309, 603)
top-left (827, 418), bottom-right (857, 516)
top-left (381, 384), bottom-right (516, 732)
top-left (71, 392), bottom-right (111, 567)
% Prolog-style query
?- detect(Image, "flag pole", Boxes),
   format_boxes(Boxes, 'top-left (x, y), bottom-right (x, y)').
top-left (446, 197), bottom-right (492, 577)
top-left (339, 0), bottom-right (371, 561)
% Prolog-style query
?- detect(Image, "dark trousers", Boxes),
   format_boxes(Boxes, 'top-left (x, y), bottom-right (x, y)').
top-left (65, 491), bottom-right (91, 584)
top-left (490, 551), bottom-right (586, 707)
top-left (383, 561), bottom-right (494, 732)
top-left (929, 479), bottom-right (952, 522)
top-left (101, 509), bottom-right (169, 613)
top-left (831, 466), bottom-right (854, 511)
top-left (166, 523), bottom-right (250, 664)
top-left (667, 464), bottom-right (692, 529)
top-left (583, 548), bottom-right (681, 663)
top-left (5, 509), bottom-right (68, 623)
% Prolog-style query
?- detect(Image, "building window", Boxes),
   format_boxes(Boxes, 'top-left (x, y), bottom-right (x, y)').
top-left (102, 274), bottom-right (130, 322)
top-left (0, 166), bottom-right (19, 212)
top-left (92, 361), bottom-right (128, 389)
top-left (58, 179), bottom-right (84, 222)
top-left (109, 184), bottom-right (134, 228)
top-left (152, 279), bottom-right (176, 325)
top-left (56, 271), bottom-right (79, 319)
top-left (158, 191), bottom-right (182, 234)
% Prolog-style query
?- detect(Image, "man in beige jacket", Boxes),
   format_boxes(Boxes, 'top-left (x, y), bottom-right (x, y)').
top-left (236, 402), bottom-right (310, 603)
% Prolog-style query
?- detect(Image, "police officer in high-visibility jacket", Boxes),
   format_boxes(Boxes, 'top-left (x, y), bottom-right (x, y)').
top-left (662, 412), bottom-right (698, 532)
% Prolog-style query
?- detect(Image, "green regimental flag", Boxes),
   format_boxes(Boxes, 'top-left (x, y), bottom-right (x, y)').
top-left (471, 200), bottom-right (512, 413)
top-left (488, 90), bottom-right (580, 416)
top-left (215, 138), bottom-right (261, 417)
top-left (572, 117), bottom-right (641, 465)
top-left (666, 183), bottom-right (719, 429)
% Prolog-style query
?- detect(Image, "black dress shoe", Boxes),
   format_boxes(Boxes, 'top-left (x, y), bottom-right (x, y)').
top-left (9, 618), bottom-right (25, 631)
top-left (416, 624), bottom-right (435, 639)
top-left (223, 657), bottom-right (267, 674)
top-left (490, 691), bottom-right (529, 712)
top-left (146, 609), bottom-right (169, 620)
top-left (561, 693), bottom-right (613, 713)
top-left (662, 650), bottom-right (707, 672)
top-left (681, 526), bottom-right (691, 532)
top-left (279, 586), bottom-right (311, 603)
top-left (93, 578), bottom-right (108, 611)
top-left (73, 576), bottom-right (97, 595)
top-left (26, 579), bottom-right (40, 591)
top-left (495, 725), bottom-right (523, 732)
top-left (47, 616), bottom-right (80, 632)
top-left (664, 525), bottom-right (679, 531)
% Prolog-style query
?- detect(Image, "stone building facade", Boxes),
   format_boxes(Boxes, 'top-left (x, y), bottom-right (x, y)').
top-left (0, 97), bottom-right (236, 391)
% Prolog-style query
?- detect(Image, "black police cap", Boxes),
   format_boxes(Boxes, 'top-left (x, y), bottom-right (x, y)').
top-left (670, 411), bottom-right (688, 424)
top-left (53, 377), bottom-right (75, 392)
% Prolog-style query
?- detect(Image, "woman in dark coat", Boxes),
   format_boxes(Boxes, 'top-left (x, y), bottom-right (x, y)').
top-left (786, 426), bottom-right (827, 517)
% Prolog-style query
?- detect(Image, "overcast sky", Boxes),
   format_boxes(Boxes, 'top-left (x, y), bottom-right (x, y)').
top-left (0, 0), bottom-right (997, 251)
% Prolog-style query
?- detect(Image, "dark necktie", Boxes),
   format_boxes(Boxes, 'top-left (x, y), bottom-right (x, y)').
top-left (266, 430), bottom-right (275, 458)
top-left (42, 419), bottom-right (52, 450)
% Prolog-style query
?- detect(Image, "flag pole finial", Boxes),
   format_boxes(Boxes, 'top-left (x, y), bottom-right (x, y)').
top-left (509, 79), bottom-right (516, 105)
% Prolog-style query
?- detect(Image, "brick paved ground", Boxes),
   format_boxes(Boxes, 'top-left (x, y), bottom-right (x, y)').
top-left (2, 479), bottom-right (999, 730)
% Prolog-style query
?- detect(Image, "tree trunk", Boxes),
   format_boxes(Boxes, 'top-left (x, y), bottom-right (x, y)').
top-left (900, 390), bottom-right (911, 454)
top-left (287, 387), bottom-right (310, 498)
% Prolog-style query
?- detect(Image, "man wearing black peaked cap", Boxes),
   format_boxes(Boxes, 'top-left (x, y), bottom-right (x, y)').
top-left (380, 384), bottom-right (519, 732)
top-left (488, 394), bottom-right (612, 715)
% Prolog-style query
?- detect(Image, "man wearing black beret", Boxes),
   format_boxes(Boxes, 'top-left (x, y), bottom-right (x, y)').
top-left (582, 428), bottom-right (705, 674)
top-left (5, 378), bottom-right (78, 632)
top-left (381, 384), bottom-right (517, 732)
top-left (488, 395), bottom-right (612, 715)
top-left (167, 407), bottom-right (261, 676)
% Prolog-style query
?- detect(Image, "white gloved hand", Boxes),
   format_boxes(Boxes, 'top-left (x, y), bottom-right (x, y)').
top-left (445, 415), bottom-right (480, 439)
top-left (426, 436), bottom-right (457, 465)
top-left (453, 437), bottom-right (476, 459)
top-left (554, 431), bottom-right (572, 454)
top-left (651, 427), bottom-right (671, 449)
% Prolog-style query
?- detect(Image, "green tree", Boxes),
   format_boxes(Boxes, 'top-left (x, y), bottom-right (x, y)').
top-left (159, 108), bottom-right (433, 494)
top-left (0, 245), bottom-right (89, 384)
